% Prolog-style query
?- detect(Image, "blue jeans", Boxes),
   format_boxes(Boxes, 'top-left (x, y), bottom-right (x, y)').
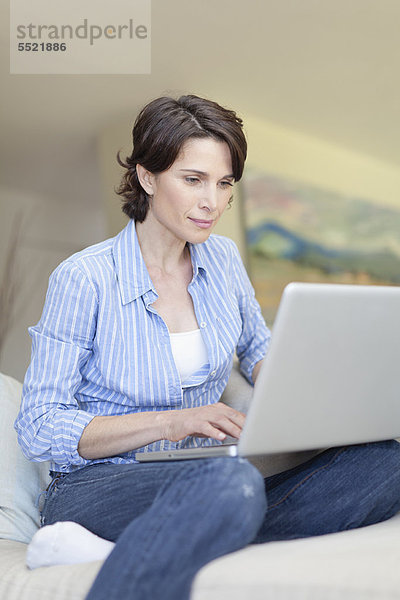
top-left (41, 440), bottom-right (400, 600)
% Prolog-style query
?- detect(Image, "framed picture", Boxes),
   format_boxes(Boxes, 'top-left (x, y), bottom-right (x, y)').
top-left (243, 169), bottom-right (400, 325)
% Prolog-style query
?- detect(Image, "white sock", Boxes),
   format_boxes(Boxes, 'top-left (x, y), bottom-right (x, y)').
top-left (26, 521), bottom-right (115, 569)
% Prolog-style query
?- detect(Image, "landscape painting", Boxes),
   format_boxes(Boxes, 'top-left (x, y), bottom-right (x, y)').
top-left (242, 170), bottom-right (400, 326)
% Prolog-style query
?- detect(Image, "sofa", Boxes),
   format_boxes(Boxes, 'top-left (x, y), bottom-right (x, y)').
top-left (1, 368), bottom-right (400, 600)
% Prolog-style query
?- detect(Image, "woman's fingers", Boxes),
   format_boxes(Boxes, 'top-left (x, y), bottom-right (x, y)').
top-left (163, 403), bottom-right (246, 442)
top-left (212, 403), bottom-right (246, 434)
top-left (187, 403), bottom-right (245, 440)
top-left (195, 421), bottom-right (228, 441)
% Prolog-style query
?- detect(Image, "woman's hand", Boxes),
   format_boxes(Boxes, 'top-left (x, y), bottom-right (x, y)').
top-left (159, 402), bottom-right (246, 443)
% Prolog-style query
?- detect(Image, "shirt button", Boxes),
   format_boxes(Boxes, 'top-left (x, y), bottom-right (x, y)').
top-left (210, 370), bottom-right (216, 376)
top-left (200, 322), bottom-right (207, 328)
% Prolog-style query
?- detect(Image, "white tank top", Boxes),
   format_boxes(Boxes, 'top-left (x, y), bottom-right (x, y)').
top-left (169, 328), bottom-right (208, 385)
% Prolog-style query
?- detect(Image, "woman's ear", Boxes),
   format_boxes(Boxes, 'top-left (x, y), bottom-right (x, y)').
top-left (136, 164), bottom-right (155, 196)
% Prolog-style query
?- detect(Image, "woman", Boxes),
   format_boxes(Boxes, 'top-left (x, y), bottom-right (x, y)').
top-left (15, 94), bottom-right (400, 600)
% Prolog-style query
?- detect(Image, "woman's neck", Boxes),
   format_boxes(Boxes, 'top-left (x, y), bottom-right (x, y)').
top-left (135, 217), bottom-right (189, 275)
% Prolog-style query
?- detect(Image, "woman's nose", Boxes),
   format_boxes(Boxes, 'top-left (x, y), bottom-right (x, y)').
top-left (199, 185), bottom-right (218, 212)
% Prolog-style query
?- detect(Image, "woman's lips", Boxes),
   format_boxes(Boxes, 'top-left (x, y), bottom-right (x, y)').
top-left (188, 218), bottom-right (214, 229)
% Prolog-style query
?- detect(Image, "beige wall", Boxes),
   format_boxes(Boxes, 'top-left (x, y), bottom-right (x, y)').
top-left (244, 115), bottom-right (400, 209)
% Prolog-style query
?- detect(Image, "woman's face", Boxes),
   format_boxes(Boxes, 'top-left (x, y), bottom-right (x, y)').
top-left (139, 137), bottom-right (235, 245)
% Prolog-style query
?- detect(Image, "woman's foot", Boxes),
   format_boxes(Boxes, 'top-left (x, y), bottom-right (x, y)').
top-left (26, 521), bottom-right (115, 569)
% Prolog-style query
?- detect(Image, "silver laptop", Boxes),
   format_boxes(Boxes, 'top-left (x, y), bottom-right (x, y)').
top-left (137, 282), bottom-right (400, 462)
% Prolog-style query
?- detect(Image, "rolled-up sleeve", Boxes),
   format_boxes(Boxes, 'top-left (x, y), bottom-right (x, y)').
top-left (228, 240), bottom-right (271, 384)
top-left (14, 260), bottom-right (98, 469)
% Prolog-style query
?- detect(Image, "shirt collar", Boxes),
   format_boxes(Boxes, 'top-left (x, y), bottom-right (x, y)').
top-left (112, 219), bottom-right (154, 305)
top-left (112, 219), bottom-right (209, 306)
top-left (188, 241), bottom-right (208, 281)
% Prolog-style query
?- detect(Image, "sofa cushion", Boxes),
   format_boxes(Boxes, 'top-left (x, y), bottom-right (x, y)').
top-left (0, 539), bottom-right (101, 600)
top-left (0, 373), bottom-right (50, 543)
top-left (192, 511), bottom-right (400, 600)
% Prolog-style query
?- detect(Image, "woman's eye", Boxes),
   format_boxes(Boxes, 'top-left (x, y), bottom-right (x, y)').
top-left (220, 181), bottom-right (233, 188)
top-left (185, 177), bottom-right (200, 184)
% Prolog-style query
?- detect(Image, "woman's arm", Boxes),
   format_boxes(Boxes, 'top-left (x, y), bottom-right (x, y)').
top-left (78, 402), bottom-right (246, 460)
top-left (15, 260), bottom-right (98, 468)
top-left (228, 240), bottom-right (270, 384)
top-left (252, 360), bottom-right (263, 384)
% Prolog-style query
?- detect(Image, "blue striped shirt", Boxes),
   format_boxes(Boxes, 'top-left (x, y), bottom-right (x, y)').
top-left (14, 219), bottom-right (270, 473)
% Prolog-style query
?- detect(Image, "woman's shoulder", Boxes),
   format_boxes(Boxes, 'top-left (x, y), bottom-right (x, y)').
top-left (49, 236), bottom-right (115, 287)
top-left (67, 236), bottom-right (114, 263)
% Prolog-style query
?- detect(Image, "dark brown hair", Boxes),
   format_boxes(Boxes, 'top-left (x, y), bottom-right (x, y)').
top-left (116, 94), bottom-right (247, 222)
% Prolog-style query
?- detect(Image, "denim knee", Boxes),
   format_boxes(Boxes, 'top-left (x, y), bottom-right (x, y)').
top-left (374, 439), bottom-right (400, 466)
top-left (229, 457), bottom-right (267, 504)
top-left (197, 457), bottom-right (267, 539)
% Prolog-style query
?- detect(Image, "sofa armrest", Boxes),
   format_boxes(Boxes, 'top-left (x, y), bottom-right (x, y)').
top-left (219, 361), bottom-right (253, 414)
